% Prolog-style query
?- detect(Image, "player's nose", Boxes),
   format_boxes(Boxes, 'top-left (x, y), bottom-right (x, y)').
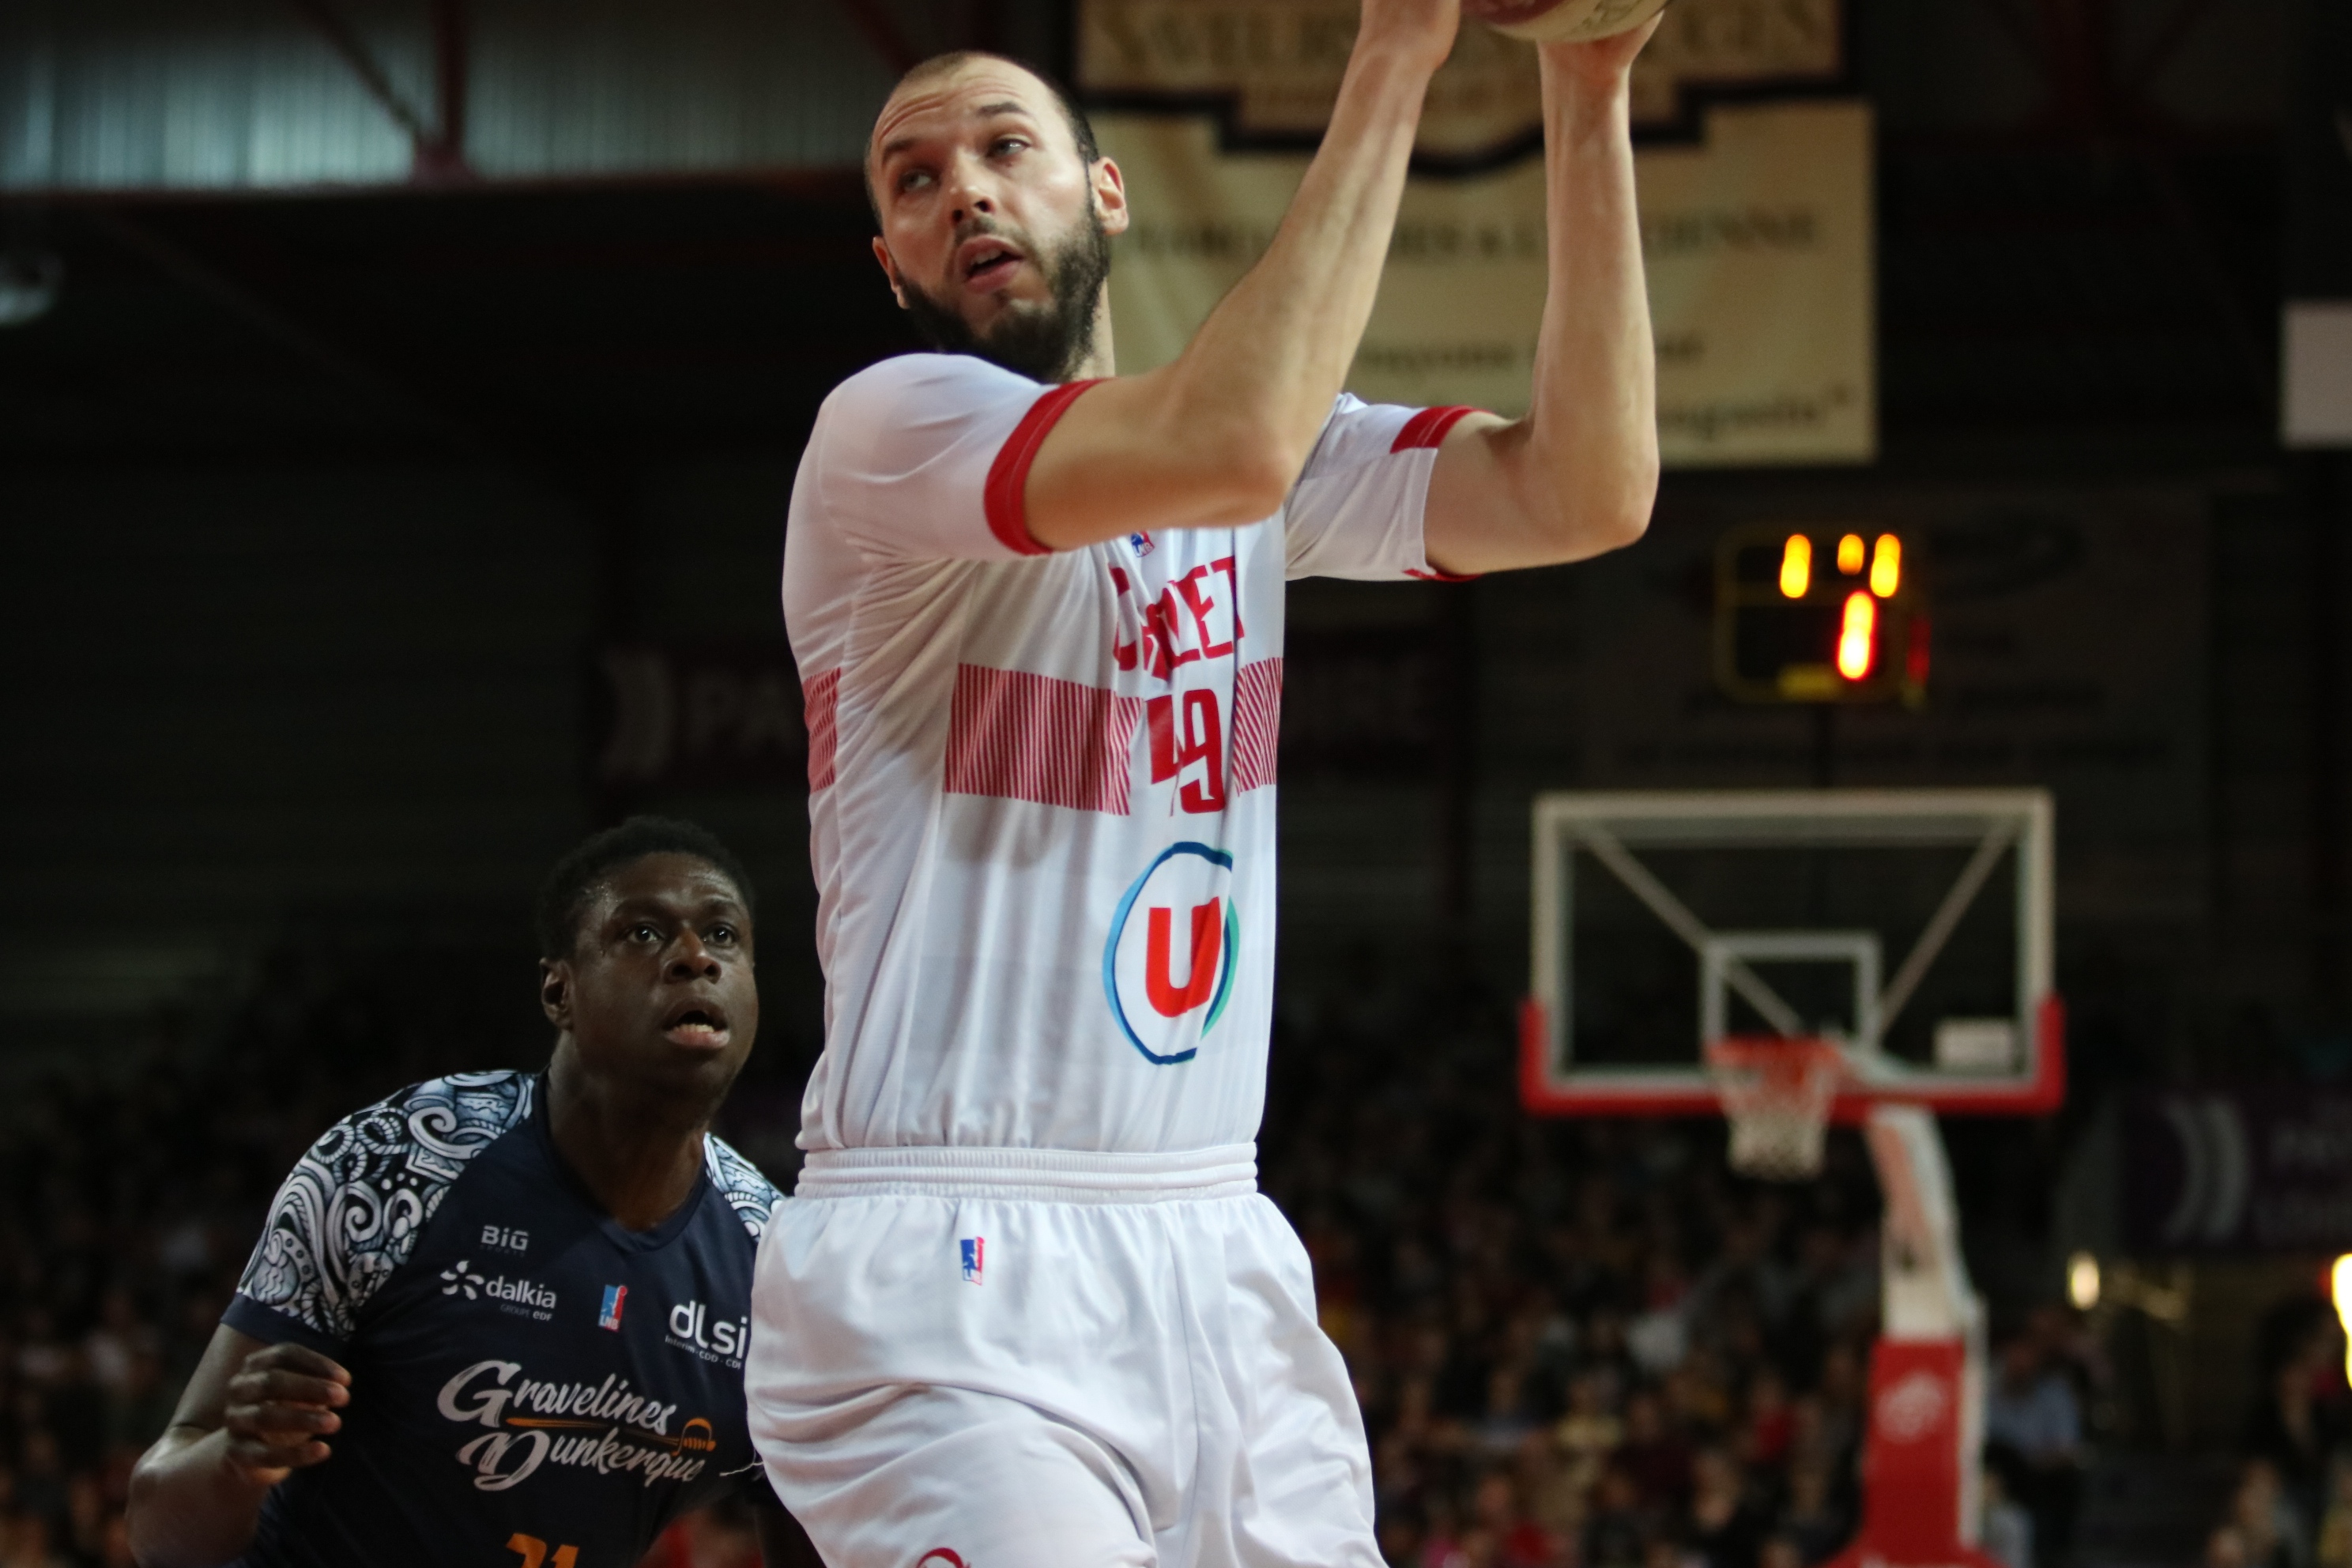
top-left (944, 157), bottom-right (997, 225)
top-left (666, 933), bottom-right (722, 979)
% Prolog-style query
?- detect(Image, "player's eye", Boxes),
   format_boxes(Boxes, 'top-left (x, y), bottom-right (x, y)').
top-left (990, 137), bottom-right (1028, 159)
top-left (707, 924), bottom-right (739, 947)
top-left (627, 922), bottom-right (662, 944)
top-left (896, 167), bottom-right (933, 194)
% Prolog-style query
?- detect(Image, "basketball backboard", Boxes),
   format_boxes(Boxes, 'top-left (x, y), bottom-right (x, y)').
top-left (1521, 790), bottom-right (2062, 1118)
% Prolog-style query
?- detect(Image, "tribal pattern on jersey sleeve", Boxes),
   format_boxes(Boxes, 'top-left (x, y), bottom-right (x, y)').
top-left (703, 1135), bottom-right (781, 1242)
top-left (235, 1072), bottom-right (536, 1344)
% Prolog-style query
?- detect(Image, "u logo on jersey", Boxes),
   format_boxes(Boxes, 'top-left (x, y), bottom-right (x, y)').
top-left (1103, 842), bottom-right (1238, 1065)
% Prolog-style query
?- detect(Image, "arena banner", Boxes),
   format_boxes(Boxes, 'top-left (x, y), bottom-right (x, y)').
top-left (594, 643), bottom-right (806, 791)
top-left (2123, 1087), bottom-right (2352, 1253)
top-left (589, 635), bottom-right (1443, 790)
top-left (1077, 0), bottom-right (1871, 467)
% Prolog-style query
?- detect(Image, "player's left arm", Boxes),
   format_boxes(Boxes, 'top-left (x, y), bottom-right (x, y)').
top-left (1421, 23), bottom-right (1662, 575)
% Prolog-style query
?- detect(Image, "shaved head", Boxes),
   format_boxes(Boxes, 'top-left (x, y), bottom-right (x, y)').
top-left (867, 52), bottom-right (1100, 223)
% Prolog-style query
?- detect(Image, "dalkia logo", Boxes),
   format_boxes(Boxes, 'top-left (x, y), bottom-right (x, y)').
top-left (439, 1261), bottom-right (556, 1314)
top-left (666, 1300), bottom-right (748, 1361)
top-left (1103, 842), bottom-right (1238, 1065)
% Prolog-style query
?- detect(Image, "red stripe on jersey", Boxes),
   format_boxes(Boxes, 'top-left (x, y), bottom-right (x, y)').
top-left (945, 664), bottom-right (1144, 814)
top-left (1230, 658), bottom-right (1283, 794)
top-left (1389, 404), bottom-right (1482, 452)
top-left (804, 667), bottom-right (841, 790)
top-left (982, 379), bottom-right (1103, 557)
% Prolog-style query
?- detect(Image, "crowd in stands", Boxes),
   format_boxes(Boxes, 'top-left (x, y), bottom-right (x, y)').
top-left (2207, 1300), bottom-right (2352, 1568)
top-left (0, 948), bottom-right (2177, 1568)
top-left (1258, 986), bottom-right (2100, 1568)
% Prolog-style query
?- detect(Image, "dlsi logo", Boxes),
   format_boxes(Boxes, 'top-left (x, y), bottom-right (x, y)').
top-left (1102, 842), bottom-right (1238, 1065)
top-left (666, 1300), bottom-right (748, 1359)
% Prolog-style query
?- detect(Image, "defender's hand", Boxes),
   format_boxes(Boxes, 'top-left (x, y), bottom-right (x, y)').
top-left (220, 1343), bottom-right (350, 1484)
top-left (1358, 0), bottom-right (1462, 75)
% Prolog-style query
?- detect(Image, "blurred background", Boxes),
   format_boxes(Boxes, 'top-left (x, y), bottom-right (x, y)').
top-left (0, 1), bottom-right (2346, 1566)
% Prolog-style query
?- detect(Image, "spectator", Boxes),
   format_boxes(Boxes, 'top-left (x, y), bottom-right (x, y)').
top-left (1587, 1464), bottom-right (1653, 1568)
top-left (1742, 1369), bottom-right (1793, 1473)
top-left (2248, 1314), bottom-right (2350, 1537)
top-left (1984, 1331), bottom-right (2084, 1562)
top-left (1559, 1368), bottom-right (1626, 1496)
top-left (1622, 1389), bottom-right (1694, 1507)
top-left (2, 1511), bottom-right (71, 1568)
top-left (2230, 1457), bottom-right (2308, 1568)
top-left (2313, 1451), bottom-right (2352, 1568)
top-left (1773, 1460), bottom-right (1847, 1566)
top-left (1686, 1446), bottom-right (1763, 1568)
top-left (1981, 1462), bottom-right (2034, 1568)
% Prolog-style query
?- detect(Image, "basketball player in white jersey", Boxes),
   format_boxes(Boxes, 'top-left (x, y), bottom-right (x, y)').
top-left (746, 1), bottom-right (1659, 1562)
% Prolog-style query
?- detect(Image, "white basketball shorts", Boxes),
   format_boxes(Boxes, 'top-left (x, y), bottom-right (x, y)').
top-left (743, 1144), bottom-right (1383, 1568)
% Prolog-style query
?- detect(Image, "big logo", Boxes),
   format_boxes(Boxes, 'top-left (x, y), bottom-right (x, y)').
top-left (1103, 842), bottom-right (1238, 1065)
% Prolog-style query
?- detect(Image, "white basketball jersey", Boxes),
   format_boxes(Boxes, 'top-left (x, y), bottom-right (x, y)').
top-left (784, 352), bottom-right (1474, 1154)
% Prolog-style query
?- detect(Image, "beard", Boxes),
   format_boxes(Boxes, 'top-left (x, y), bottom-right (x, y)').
top-left (897, 205), bottom-right (1112, 384)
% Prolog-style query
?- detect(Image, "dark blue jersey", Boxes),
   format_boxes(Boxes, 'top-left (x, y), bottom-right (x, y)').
top-left (223, 1072), bottom-right (781, 1568)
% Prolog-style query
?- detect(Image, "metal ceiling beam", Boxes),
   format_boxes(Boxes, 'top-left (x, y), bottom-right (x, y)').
top-left (832, 0), bottom-right (923, 77)
top-left (416, 0), bottom-right (471, 182)
top-left (281, 0), bottom-right (435, 145)
top-left (281, 0), bottom-right (473, 183)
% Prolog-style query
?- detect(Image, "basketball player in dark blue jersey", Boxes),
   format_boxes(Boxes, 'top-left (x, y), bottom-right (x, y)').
top-left (126, 818), bottom-right (816, 1568)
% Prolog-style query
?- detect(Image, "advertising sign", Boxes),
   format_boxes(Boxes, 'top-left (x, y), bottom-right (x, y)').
top-left (1079, 0), bottom-right (1871, 466)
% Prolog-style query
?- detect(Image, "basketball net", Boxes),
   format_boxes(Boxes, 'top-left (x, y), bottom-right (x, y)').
top-left (1704, 1036), bottom-right (1849, 1181)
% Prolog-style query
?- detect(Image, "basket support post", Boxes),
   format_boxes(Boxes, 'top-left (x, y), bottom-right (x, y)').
top-left (1828, 1105), bottom-right (2003, 1568)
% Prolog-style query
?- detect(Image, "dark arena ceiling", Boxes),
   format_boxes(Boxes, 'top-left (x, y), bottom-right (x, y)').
top-left (0, 0), bottom-right (2291, 469)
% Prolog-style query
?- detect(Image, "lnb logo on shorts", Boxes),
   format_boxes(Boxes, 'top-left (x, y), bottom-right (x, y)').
top-left (1102, 842), bottom-right (1238, 1066)
top-left (959, 1237), bottom-right (984, 1284)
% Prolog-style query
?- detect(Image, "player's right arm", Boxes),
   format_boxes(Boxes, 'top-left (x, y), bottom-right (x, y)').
top-left (1023, 0), bottom-right (1460, 550)
top-left (126, 1326), bottom-right (352, 1568)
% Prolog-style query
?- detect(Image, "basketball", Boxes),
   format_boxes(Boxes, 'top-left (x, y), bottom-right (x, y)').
top-left (1463, 0), bottom-right (1670, 43)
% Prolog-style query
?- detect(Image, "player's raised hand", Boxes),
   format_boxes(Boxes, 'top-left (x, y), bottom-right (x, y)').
top-left (1536, 11), bottom-right (1663, 85)
top-left (220, 1341), bottom-right (351, 1483)
top-left (1356, 0), bottom-right (1461, 74)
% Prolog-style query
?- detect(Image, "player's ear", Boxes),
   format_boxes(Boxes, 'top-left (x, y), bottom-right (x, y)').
top-left (872, 237), bottom-right (910, 310)
top-left (1091, 156), bottom-right (1129, 239)
top-left (539, 959), bottom-right (573, 1030)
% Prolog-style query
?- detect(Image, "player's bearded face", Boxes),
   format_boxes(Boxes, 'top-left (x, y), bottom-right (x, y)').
top-left (896, 202), bottom-right (1111, 385)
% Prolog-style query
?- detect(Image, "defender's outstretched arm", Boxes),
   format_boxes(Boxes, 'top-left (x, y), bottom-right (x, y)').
top-left (1024, 0), bottom-right (1461, 549)
top-left (1422, 26), bottom-right (1662, 574)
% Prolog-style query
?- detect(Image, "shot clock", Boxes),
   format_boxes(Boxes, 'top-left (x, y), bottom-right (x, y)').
top-left (1714, 523), bottom-right (1927, 706)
